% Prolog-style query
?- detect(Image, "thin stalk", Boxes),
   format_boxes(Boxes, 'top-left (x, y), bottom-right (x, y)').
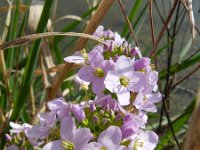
top-left (48, 0), bottom-right (114, 99)
top-left (117, 0), bottom-right (139, 47)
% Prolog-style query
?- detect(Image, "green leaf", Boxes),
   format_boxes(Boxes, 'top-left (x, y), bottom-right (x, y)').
top-left (10, 0), bottom-right (54, 121)
top-left (179, 38), bottom-right (192, 61)
top-left (156, 100), bottom-right (194, 149)
top-left (121, 0), bottom-right (143, 37)
top-left (159, 53), bottom-right (200, 80)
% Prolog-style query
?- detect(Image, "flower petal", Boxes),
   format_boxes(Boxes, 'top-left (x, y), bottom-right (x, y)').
top-left (92, 78), bottom-right (105, 94)
top-left (147, 93), bottom-right (162, 103)
top-left (82, 142), bottom-right (102, 150)
top-left (88, 50), bottom-right (104, 67)
top-left (78, 66), bottom-right (95, 82)
top-left (73, 128), bottom-right (93, 149)
top-left (43, 140), bottom-right (63, 150)
top-left (116, 87), bottom-right (130, 106)
top-left (61, 117), bottom-right (75, 141)
top-left (115, 56), bottom-right (134, 76)
top-left (97, 126), bottom-right (122, 149)
top-left (64, 56), bottom-right (84, 64)
top-left (104, 70), bottom-right (120, 93)
top-left (71, 104), bottom-right (86, 122)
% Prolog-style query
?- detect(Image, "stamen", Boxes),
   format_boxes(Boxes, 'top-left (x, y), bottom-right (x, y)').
top-left (120, 76), bottom-right (129, 87)
top-left (62, 140), bottom-right (75, 150)
top-left (94, 68), bottom-right (104, 78)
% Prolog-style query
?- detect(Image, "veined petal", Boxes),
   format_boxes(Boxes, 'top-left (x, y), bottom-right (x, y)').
top-left (43, 140), bottom-right (63, 150)
top-left (78, 66), bottom-right (95, 82)
top-left (82, 142), bottom-right (102, 150)
top-left (97, 126), bottom-right (122, 149)
top-left (101, 59), bottom-right (115, 72)
top-left (147, 93), bottom-right (162, 103)
top-left (73, 128), bottom-right (93, 150)
top-left (64, 56), bottom-right (84, 64)
top-left (71, 104), bottom-right (86, 122)
top-left (115, 56), bottom-right (134, 76)
top-left (116, 87), bottom-right (130, 106)
top-left (88, 50), bottom-right (104, 67)
top-left (92, 78), bottom-right (105, 94)
top-left (128, 72), bottom-right (145, 92)
top-left (26, 125), bottom-right (50, 139)
top-left (61, 117), bottom-right (75, 142)
top-left (134, 57), bottom-right (150, 71)
top-left (104, 70), bottom-right (120, 93)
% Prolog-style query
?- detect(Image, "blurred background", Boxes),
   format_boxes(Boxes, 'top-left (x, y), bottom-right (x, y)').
top-left (0, 0), bottom-right (200, 149)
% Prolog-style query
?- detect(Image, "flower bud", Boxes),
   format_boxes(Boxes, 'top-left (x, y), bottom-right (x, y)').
top-left (90, 103), bottom-right (96, 112)
top-left (93, 115), bottom-right (99, 123)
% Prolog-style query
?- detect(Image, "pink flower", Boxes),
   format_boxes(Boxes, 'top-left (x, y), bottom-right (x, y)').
top-left (83, 126), bottom-right (126, 150)
top-left (128, 130), bottom-right (158, 150)
top-left (104, 55), bottom-right (145, 105)
top-left (134, 91), bottom-right (162, 112)
top-left (78, 50), bottom-right (114, 94)
top-left (43, 117), bottom-right (92, 150)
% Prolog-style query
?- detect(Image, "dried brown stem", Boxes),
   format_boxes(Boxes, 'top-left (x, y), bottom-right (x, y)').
top-left (0, 32), bottom-right (108, 50)
top-left (148, 0), bottom-right (155, 45)
top-left (34, 63), bottom-right (82, 75)
top-left (171, 63), bottom-right (200, 90)
top-left (117, 0), bottom-right (139, 47)
top-left (48, 0), bottom-right (115, 99)
top-left (151, 0), bottom-right (180, 53)
top-left (183, 87), bottom-right (200, 150)
top-left (74, 0), bottom-right (115, 51)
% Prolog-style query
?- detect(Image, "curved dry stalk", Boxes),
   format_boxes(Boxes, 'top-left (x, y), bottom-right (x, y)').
top-left (73, 0), bottom-right (115, 51)
top-left (151, 0), bottom-right (180, 52)
top-left (0, 5), bottom-right (28, 13)
top-left (0, 32), bottom-right (109, 50)
top-left (117, 0), bottom-right (139, 47)
top-left (34, 63), bottom-right (83, 75)
top-left (53, 15), bottom-right (86, 25)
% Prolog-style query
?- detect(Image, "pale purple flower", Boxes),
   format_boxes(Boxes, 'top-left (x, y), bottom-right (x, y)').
top-left (74, 75), bottom-right (90, 90)
top-left (128, 130), bottom-right (158, 150)
top-left (104, 55), bottom-right (145, 105)
top-left (71, 104), bottom-right (86, 122)
top-left (26, 125), bottom-right (51, 140)
top-left (130, 47), bottom-right (142, 58)
top-left (78, 50), bottom-right (114, 94)
top-left (82, 142), bottom-right (102, 150)
top-left (113, 32), bottom-right (127, 46)
top-left (9, 122), bottom-right (32, 134)
top-left (89, 102), bottom-right (96, 112)
top-left (47, 98), bottom-right (71, 121)
top-left (134, 57), bottom-right (151, 71)
top-left (93, 25), bottom-right (114, 39)
top-left (64, 51), bottom-right (86, 64)
top-left (95, 95), bottom-right (119, 112)
top-left (93, 25), bottom-right (105, 38)
top-left (83, 126), bottom-right (125, 150)
top-left (121, 114), bottom-right (145, 139)
top-left (143, 67), bottom-right (159, 94)
top-left (134, 91), bottom-right (162, 112)
top-left (5, 134), bottom-right (12, 141)
top-left (38, 111), bottom-right (57, 128)
top-left (43, 117), bottom-right (92, 150)
top-left (9, 122), bottom-right (44, 146)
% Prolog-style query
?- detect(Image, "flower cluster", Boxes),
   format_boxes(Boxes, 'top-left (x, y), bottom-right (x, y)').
top-left (7, 26), bottom-right (161, 150)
